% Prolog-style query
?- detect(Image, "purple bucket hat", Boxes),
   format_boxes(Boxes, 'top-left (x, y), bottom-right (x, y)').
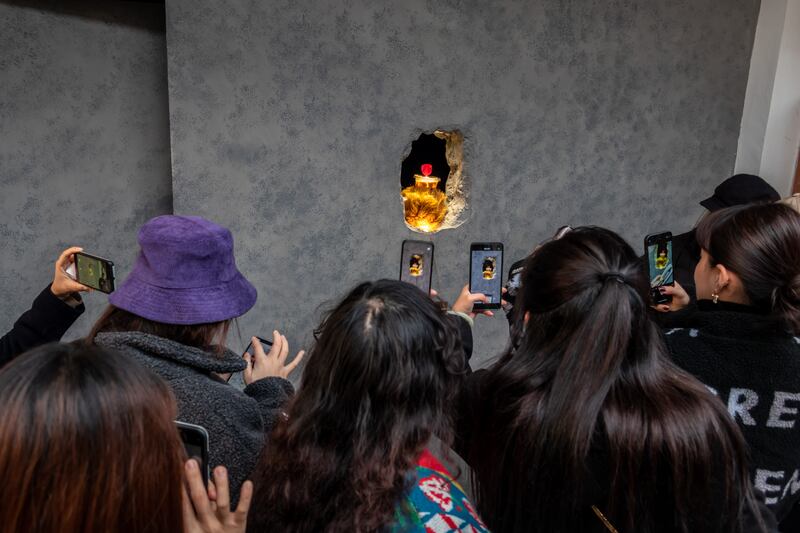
top-left (109, 215), bottom-right (257, 325)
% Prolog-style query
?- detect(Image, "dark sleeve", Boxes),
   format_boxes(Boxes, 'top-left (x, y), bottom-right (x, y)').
top-left (450, 313), bottom-right (473, 365)
top-left (779, 501), bottom-right (800, 532)
top-left (453, 369), bottom-right (487, 465)
top-left (653, 302), bottom-right (701, 330)
top-left (0, 285), bottom-right (85, 368)
top-left (243, 377), bottom-right (295, 434)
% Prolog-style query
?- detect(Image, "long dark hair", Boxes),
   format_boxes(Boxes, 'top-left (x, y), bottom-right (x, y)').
top-left (247, 280), bottom-right (466, 532)
top-left (88, 305), bottom-right (231, 355)
top-left (469, 227), bottom-right (763, 532)
top-left (696, 202), bottom-right (800, 334)
top-left (0, 343), bottom-right (185, 532)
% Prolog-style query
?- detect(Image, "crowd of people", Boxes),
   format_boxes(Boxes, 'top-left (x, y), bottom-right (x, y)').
top-left (1, 174), bottom-right (800, 532)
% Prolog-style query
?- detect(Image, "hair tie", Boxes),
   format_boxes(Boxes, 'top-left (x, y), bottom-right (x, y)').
top-left (600, 273), bottom-right (627, 285)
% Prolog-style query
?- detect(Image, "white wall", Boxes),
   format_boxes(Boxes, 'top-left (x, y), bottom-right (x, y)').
top-left (736, 0), bottom-right (800, 194)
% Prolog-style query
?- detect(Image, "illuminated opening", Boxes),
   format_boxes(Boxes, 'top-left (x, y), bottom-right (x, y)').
top-left (400, 130), bottom-right (467, 233)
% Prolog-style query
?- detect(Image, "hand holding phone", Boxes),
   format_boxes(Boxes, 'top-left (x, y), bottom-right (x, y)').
top-left (644, 232), bottom-right (674, 305)
top-left (451, 284), bottom-right (494, 317)
top-left (469, 243), bottom-right (504, 311)
top-left (176, 421), bottom-right (210, 486)
top-left (243, 332), bottom-right (305, 384)
top-left (400, 240), bottom-right (434, 295)
top-left (64, 251), bottom-right (116, 293)
top-left (52, 246), bottom-right (91, 298)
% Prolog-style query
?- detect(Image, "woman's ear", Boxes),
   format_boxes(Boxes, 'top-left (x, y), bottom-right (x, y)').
top-left (715, 264), bottom-right (732, 293)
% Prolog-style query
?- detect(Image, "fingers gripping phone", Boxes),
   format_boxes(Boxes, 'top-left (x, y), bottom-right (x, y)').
top-left (176, 421), bottom-right (210, 486)
top-left (65, 252), bottom-right (116, 293)
top-left (470, 242), bottom-right (504, 310)
top-left (222, 336), bottom-right (274, 384)
top-left (400, 240), bottom-right (434, 295)
top-left (645, 232), bottom-right (674, 304)
top-left (244, 336), bottom-right (273, 357)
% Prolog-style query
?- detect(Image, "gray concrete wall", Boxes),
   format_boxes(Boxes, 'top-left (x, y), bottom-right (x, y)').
top-left (165, 0), bottom-right (760, 370)
top-left (0, 1), bottom-right (172, 339)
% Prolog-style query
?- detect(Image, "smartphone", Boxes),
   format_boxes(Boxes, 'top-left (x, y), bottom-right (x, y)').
top-left (644, 232), bottom-right (674, 304)
top-left (176, 421), bottom-right (210, 486)
top-left (221, 336), bottom-right (274, 384)
top-left (469, 242), bottom-right (504, 310)
top-left (243, 336), bottom-right (273, 357)
top-left (399, 240), bottom-right (434, 295)
top-left (69, 252), bottom-right (116, 293)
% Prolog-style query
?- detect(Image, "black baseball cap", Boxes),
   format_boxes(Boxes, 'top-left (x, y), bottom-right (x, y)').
top-left (700, 174), bottom-right (780, 212)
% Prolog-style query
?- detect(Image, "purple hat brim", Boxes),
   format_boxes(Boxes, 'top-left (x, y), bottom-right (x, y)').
top-left (108, 272), bottom-right (257, 325)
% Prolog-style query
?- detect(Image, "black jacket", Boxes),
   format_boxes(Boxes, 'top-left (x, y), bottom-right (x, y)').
top-left (95, 331), bottom-right (294, 503)
top-left (665, 301), bottom-right (800, 523)
top-left (0, 285), bottom-right (84, 368)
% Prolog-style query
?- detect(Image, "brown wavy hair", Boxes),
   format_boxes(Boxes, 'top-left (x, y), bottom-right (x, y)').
top-left (246, 280), bottom-right (466, 532)
top-left (88, 304), bottom-right (231, 355)
top-left (468, 227), bottom-right (766, 532)
top-left (0, 342), bottom-right (185, 533)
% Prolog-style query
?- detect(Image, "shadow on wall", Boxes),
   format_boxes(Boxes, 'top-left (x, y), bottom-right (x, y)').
top-left (0, 0), bottom-right (166, 31)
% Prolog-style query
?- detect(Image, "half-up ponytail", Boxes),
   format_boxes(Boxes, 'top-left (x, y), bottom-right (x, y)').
top-left (697, 203), bottom-right (800, 335)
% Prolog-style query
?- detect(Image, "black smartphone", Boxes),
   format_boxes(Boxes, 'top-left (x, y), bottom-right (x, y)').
top-left (644, 232), bottom-right (674, 305)
top-left (73, 252), bottom-right (116, 293)
top-left (176, 421), bottom-right (210, 486)
top-left (399, 240), bottom-right (434, 295)
top-left (469, 242), bottom-right (504, 310)
top-left (243, 336), bottom-right (273, 357)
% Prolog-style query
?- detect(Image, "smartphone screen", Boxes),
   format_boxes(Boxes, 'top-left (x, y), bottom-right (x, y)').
top-left (645, 232), bottom-right (673, 304)
top-left (399, 240), bottom-right (434, 295)
top-left (470, 243), bottom-right (504, 310)
top-left (74, 252), bottom-right (115, 293)
top-left (176, 421), bottom-right (210, 485)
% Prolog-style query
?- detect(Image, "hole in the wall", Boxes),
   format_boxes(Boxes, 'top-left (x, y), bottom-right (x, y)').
top-left (400, 130), bottom-right (467, 234)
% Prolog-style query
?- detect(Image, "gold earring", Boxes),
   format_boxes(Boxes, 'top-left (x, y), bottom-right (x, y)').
top-left (712, 292), bottom-right (719, 304)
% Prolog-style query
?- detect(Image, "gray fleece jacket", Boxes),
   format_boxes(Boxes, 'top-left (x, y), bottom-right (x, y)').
top-left (95, 331), bottom-right (293, 501)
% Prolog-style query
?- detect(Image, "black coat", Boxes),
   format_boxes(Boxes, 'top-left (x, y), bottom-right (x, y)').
top-left (0, 285), bottom-right (84, 368)
top-left (95, 331), bottom-right (294, 504)
top-left (665, 301), bottom-right (800, 524)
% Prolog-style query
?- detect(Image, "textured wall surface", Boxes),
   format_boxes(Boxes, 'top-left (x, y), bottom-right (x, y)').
top-left (166, 0), bottom-right (760, 369)
top-left (0, 1), bottom-right (172, 339)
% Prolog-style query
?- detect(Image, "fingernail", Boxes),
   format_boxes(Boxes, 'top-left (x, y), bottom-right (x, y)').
top-left (186, 460), bottom-right (197, 470)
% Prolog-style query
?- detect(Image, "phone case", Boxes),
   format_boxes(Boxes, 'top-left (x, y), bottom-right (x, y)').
top-left (470, 243), bottom-right (503, 310)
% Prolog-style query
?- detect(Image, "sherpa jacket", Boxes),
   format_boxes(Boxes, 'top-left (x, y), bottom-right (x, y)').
top-left (95, 331), bottom-right (293, 502)
top-left (665, 301), bottom-right (800, 523)
top-left (0, 285), bottom-right (84, 368)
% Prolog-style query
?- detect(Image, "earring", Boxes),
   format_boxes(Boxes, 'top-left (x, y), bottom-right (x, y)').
top-left (712, 292), bottom-right (719, 304)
